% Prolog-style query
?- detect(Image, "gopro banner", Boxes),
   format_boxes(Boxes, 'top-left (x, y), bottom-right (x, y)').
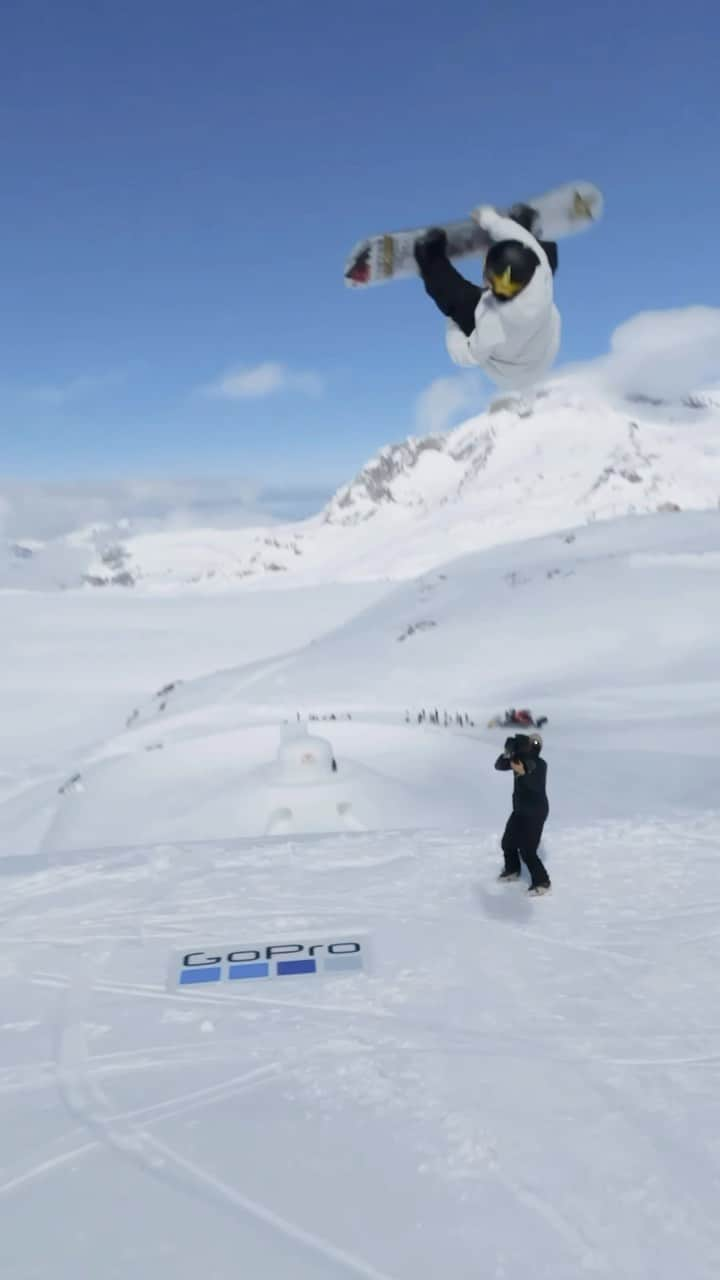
top-left (169, 935), bottom-right (370, 989)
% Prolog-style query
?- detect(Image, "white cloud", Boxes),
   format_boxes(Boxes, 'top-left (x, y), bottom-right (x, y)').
top-left (557, 306), bottom-right (720, 401)
top-left (415, 372), bottom-right (489, 436)
top-left (415, 308), bottom-right (720, 434)
top-left (204, 361), bottom-right (325, 400)
top-left (0, 476), bottom-right (333, 545)
top-left (25, 372), bottom-right (126, 405)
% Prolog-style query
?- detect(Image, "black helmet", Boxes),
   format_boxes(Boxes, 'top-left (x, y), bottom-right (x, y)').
top-left (484, 240), bottom-right (539, 300)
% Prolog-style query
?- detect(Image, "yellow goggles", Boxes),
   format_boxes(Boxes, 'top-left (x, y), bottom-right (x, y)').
top-left (485, 266), bottom-right (525, 299)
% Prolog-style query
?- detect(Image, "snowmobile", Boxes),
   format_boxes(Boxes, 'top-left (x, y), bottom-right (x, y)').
top-left (487, 709), bottom-right (548, 730)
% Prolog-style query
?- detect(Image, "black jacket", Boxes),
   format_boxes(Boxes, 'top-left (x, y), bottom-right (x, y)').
top-left (494, 753), bottom-right (549, 819)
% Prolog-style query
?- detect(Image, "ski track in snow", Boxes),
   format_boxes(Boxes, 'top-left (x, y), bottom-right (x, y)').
top-left (2, 808), bottom-right (720, 1274)
top-left (45, 843), bottom-right (404, 1280)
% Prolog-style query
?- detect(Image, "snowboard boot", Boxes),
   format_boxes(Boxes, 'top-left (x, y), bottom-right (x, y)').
top-left (414, 227), bottom-right (449, 272)
top-left (507, 203), bottom-right (540, 234)
top-left (528, 882), bottom-right (551, 897)
top-left (497, 869), bottom-right (521, 883)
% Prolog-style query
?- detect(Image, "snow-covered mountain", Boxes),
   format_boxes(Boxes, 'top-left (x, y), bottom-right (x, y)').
top-left (4, 381), bottom-right (720, 590)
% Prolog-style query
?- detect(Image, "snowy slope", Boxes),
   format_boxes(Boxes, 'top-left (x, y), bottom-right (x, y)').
top-left (4, 506), bottom-right (718, 858)
top-left (0, 580), bottom-right (387, 780)
top-left (5, 382), bottom-right (720, 590)
top-left (2, 818), bottom-right (720, 1279)
top-left (2, 501), bottom-right (720, 1277)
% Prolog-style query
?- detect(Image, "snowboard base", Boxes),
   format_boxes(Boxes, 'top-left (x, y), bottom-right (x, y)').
top-left (345, 180), bottom-right (603, 288)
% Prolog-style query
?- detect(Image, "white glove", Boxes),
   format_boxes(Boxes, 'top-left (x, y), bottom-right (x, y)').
top-left (471, 204), bottom-right (497, 228)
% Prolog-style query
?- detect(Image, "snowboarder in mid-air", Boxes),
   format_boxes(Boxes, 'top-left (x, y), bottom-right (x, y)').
top-left (414, 204), bottom-right (560, 389)
top-left (494, 732), bottom-right (551, 896)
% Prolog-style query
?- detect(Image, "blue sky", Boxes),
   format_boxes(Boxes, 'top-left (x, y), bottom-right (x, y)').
top-left (2, 0), bottom-right (719, 522)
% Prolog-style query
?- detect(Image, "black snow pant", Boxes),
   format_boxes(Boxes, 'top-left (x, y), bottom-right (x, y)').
top-left (501, 812), bottom-right (550, 888)
top-left (419, 257), bottom-right (484, 337)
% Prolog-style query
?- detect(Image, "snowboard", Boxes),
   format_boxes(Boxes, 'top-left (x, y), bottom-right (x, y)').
top-left (344, 180), bottom-right (603, 289)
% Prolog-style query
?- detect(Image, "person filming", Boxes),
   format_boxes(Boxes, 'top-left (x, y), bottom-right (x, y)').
top-left (494, 733), bottom-right (551, 896)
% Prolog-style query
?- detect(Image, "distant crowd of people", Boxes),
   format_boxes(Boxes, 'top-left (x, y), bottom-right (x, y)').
top-left (295, 712), bottom-right (353, 722)
top-left (405, 709), bottom-right (476, 728)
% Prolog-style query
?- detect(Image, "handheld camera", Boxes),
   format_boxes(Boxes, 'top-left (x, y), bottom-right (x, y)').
top-left (504, 733), bottom-right (542, 763)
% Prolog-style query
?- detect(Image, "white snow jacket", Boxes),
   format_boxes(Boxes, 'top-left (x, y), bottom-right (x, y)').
top-left (446, 209), bottom-right (561, 389)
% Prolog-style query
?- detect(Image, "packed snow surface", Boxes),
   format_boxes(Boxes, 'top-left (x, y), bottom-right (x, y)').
top-left (3, 818), bottom-right (720, 1280)
top-left (1, 499), bottom-right (719, 1277)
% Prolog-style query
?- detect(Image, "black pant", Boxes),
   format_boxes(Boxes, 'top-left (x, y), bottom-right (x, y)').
top-left (419, 256), bottom-right (484, 337)
top-left (501, 812), bottom-right (550, 888)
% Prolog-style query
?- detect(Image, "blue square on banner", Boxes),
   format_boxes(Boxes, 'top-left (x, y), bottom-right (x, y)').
top-left (277, 958), bottom-right (316, 976)
top-left (179, 967), bottom-right (222, 985)
top-left (229, 962), bottom-right (270, 981)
